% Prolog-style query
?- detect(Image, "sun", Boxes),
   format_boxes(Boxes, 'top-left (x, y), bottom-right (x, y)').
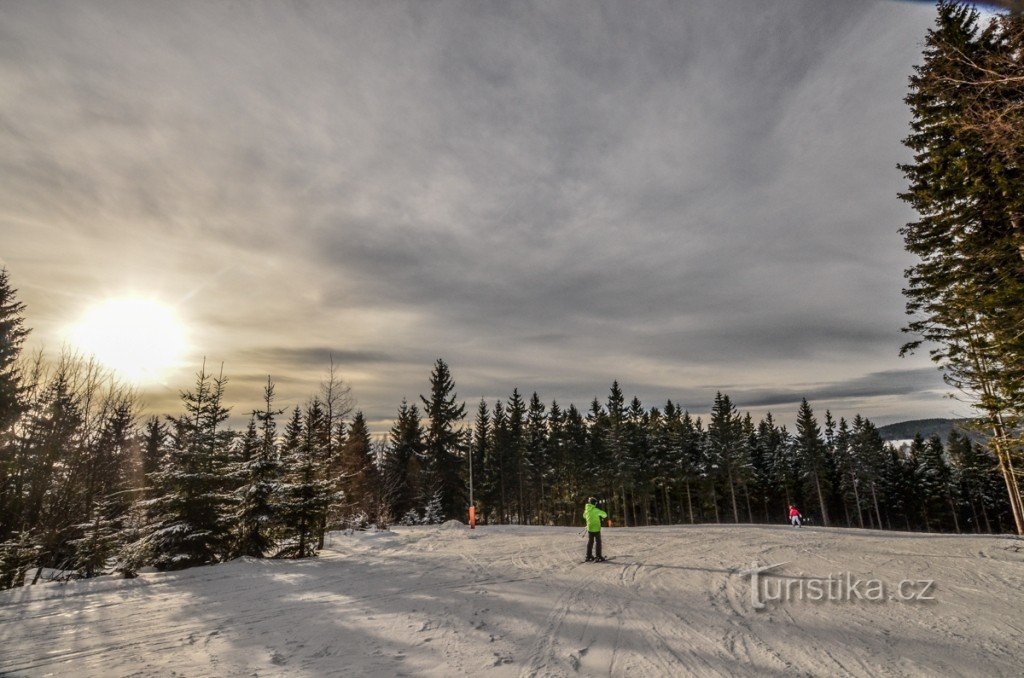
top-left (70, 297), bottom-right (189, 384)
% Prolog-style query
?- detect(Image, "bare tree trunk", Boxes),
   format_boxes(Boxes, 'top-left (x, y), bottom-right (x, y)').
top-left (620, 486), bottom-right (628, 528)
top-left (870, 481), bottom-right (883, 530)
top-left (851, 475), bottom-right (864, 528)
top-left (990, 423), bottom-right (1024, 535)
top-left (947, 494), bottom-right (961, 534)
top-left (813, 471), bottom-right (830, 527)
top-left (727, 469), bottom-right (739, 523)
top-left (685, 481), bottom-right (694, 524)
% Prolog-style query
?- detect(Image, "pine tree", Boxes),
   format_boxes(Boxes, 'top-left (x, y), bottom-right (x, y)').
top-left (793, 399), bottom-right (830, 527)
top-left (488, 400), bottom-right (510, 523)
top-left (233, 378), bottom-right (283, 558)
top-left (140, 417), bottom-right (166, 498)
top-left (339, 411), bottom-right (378, 526)
top-left (71, 395), bottom-right (139, 578)
top-left (383, 399), bottom-right (424, 522)
top-left (707, 393), bottom-right (748, 523)
top-left (143, 365), bottom-right (233, 570)
top-left (850, 416), bottom-right (888, 529)
top-left (506, 388), bottom-right (527, 523)
top-left (562, 404), bottom-right (591, 518)
top-left (604, 382), bottom-right (633, 525)
top-left (419, 359), bottom-right (467, 523)
top-left (918, 434), bottom-right (960, 532)
top-left (19, 362), bottom-right (84, 573)
top-left (0, 269), bottom-right (29, 434)
top-left (524, 392), bottom-right (548, 524)
top-left (834, 417), bottom-right (866, 528)
top-left (279, 403), bottom-right (331, 557)
top-left (900, 1), bottom-right (1024, 534)
top-left (469, 399), bottom-right (489, 522)
top-left (0, 269), bottom-right (30, 542)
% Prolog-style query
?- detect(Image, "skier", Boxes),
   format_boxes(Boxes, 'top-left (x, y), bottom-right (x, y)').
top-left (788, 505), bottom-right (802, 528)
top-left (584, 497), bottom-right (607, 562)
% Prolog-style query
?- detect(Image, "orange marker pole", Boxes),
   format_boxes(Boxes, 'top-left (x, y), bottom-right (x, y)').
top-left (469, 506), bottom-right (476, 529)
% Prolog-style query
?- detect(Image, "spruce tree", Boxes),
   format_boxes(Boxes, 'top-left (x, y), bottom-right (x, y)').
top-left (383, 399), bottom-right (424, 522)
top-left (144, 365), bottom-right (233, 570)
top-left (900, 1), bottom-right (1024, 533)
top-left (707, 393), bottom-right (747, 523)
top-left (339, 411), bottom-right (378, 526)
top-left (793, 399), bottom-right (830, 527)
top-left (524, 392), bottom-right (548, 523)
top-left (419, 359), bottom-right (467, 523)
top-left (469, 399), bottom-right (489, 522)
top-left (233, 378), bottom-right (283, 558)
top-left (0, 268), bottom-right (29, 436)
top-left (0, 269), bottom-right (29, 539)
top-left (280, 403), bottom-right (333, 557)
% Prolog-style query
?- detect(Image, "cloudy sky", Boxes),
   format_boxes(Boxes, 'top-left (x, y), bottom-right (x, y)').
top-left (1, 0), bottom-right (967, 430)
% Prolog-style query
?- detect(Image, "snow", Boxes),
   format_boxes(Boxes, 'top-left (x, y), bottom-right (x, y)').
top-left (2, 525), bottom-right (1022, 676)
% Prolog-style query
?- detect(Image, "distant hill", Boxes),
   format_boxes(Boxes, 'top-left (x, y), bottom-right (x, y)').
top-left (877, 418), bottom-right (983, 443)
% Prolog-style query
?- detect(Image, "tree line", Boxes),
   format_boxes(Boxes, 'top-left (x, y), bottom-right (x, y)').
top-left (0, 268), bottom-right (1016, 590)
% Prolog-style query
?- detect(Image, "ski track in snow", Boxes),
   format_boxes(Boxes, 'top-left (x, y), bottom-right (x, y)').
top-left (1, 525), bottom-right (1022, 677)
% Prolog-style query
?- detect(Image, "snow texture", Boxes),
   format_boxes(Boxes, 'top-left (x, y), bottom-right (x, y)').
top-left (1, 525), bottom-right (1022, 676)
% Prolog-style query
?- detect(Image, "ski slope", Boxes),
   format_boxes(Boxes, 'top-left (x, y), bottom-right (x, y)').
top-left (1, 524), bottom-right (1022, 677)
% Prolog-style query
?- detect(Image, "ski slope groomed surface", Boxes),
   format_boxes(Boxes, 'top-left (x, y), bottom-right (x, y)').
top-left (2, 524), bottom-right (1022, 677)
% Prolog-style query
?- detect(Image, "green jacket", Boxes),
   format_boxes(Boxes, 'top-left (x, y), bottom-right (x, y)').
top-left (584, 503), bottom-right (607, 532)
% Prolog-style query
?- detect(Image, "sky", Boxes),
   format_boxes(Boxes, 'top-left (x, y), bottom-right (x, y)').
top-left (0, 0), bottom-right (973, 431)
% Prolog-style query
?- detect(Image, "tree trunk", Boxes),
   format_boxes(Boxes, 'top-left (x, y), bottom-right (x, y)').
top-left (685, 481), bottom-right (694, 524)
top-left (947, 494), bottom-right (961, 534)
top-left (851, 474), bottom-right (864, 528)
top-left (727, 469), bottom-right (739, 523)
top-left (990, 421), bottom-right (1024, 535)
top-left (870, 481), bottom-right (883, 530)
top-left (813, 471), bottom-right (830, 527)
top-left (620, 486), bottom-right (628, 528)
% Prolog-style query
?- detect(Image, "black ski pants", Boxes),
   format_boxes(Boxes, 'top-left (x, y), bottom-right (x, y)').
top-left (586, 530), bottom-right (602, 559)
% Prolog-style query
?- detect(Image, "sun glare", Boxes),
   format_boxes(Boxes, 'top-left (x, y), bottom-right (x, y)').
top-left (70, 297), bottom-right (188, 384)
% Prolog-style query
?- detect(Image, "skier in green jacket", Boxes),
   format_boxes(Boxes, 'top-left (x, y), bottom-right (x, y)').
top-left (583, 498), bottom-right (607, 562)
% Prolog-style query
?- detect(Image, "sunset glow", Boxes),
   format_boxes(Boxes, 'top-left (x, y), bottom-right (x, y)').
top-left (69, 297), bottom-right (187, 384)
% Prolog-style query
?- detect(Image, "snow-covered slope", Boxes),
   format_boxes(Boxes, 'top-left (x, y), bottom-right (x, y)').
top-left (1, 524), bottom-right (1022, 676)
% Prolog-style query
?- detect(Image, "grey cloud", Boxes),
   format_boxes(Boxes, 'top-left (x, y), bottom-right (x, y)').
top-left (723, 368), bottom-right (946, 410)
top-left (1, 0), bottom-right (947, 429)
top-left (236, 347), bottom-right (400, 369)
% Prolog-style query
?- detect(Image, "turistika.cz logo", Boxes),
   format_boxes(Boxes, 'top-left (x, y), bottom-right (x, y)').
top-left (739, 562), bottom-right (936, 610)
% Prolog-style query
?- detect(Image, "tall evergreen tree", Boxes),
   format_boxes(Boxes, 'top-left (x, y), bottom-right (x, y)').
top-left (383, 399), bottom-right (424, 522)
top-left (0, 269), bottom-right (30, 540)
top-left (707, 393), bottom-right (747, 523)
top-left (233, 377), bottom-right (283, 558)
top-left (524, 392), bottom-right (548, 523)
top-left (793, 399), bottom-right (830, 527)
top-left (900, 1), bottom-right (1024, 534)
top-left (419, 359), bottom-right (466, 522)
top-left (144, 364), bottom-right (233, 570)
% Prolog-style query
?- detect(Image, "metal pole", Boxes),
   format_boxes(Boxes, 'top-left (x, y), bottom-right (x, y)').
top-left (469, 437), bottom-right (475, 528)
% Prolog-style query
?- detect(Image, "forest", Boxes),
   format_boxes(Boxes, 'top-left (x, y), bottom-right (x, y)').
top-left (0, 267), bottom-right (1015, 590)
